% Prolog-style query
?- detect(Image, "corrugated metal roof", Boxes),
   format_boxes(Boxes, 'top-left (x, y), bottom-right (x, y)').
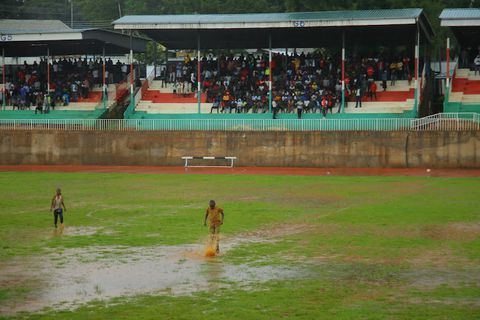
top-left (440, 8), bottom-right (480, 20)
top-left (0, 19), bottom-right (73, 34)
top-left (114, 8), bottom-right (424, 25)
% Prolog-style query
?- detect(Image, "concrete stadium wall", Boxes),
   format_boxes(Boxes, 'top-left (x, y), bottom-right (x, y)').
top-left (0, 130), bottom-right (479, 168)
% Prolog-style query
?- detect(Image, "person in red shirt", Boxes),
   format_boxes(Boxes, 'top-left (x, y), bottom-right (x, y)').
top-left (321, 96), bottom-right (328, 117)
top-left (327, 93), bottom-right (334, 114)
top-left (370, 81), bottom-right (377, 101)
top-left (367, 66), bottom-right (374, 78)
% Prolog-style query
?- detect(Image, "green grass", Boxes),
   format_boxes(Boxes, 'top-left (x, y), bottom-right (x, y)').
top-left (0, 172), bottom-right (479, 319)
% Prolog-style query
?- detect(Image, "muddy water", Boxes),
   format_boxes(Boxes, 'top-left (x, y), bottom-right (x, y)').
top-left (0, 234), bottom-right (303, 315)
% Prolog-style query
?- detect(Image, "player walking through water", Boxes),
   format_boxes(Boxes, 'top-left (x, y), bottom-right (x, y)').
top-left (204, 200), bottom-right (224, 254)
top-left (51, 188), bottom-right (67, 228)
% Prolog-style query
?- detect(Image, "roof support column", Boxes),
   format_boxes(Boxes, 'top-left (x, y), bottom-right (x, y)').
top-left (341, 31), bottom-right (346, 114)
top-left (153, 41), bottom-right (157, 79)
top-left (129, 32), bottom-right (134, 111)
top-left (414, 23), bottom-right (420, 117)
top-left (102, 45), bottom-right (107, 109)
top-left (47, 46), bottom-right (50, 94)
top-left (424, 36), bottom-right (430, 114)
top-left (164, 47), bottom-right (168, 87)
top-left (2, 47), bottom-right (5, 110)
top-left (197, 32), bottom-right (201, 114)
top-left (268, 33), bottom-right (272, 114)
top-left (446, 37), bottom-right (450, 90)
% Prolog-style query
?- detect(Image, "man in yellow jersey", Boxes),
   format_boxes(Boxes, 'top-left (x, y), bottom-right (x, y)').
top-left (204, 200), bottom-right (224, 254)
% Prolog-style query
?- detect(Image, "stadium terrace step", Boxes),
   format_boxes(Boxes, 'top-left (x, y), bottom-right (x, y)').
top-left (344, 100), bottom-right (414, 114)
top-left (136, 102), bottom-right (213, 114)
top-left (374, 80), bottom-right (416, 92)
top-left (452, 79), bottom-right (480, 94)
top-left (460, 94), bottom-right (480, 103)
top-left (449, 92), bottom-right (464, 102)
top-left (455, 68), bottom-right (470, 78)
top-left (4, 104), bottom-right (98, 110)
top-left (360, 89), bottom-right (414, 102)
top-left (467, 74), bottom-right (480, 81)
top-left (55, 103), bottom-right (100, 111)
top-left (454, 68), bottom-right (480, 79)
top-left (142, 91), bottom-right (207, 103)
top-left (450, 70), bottom-right (480, 104)
top-left (148, 81), bottom-right (191, 94)
top-left (0, 109), bottom-right (106, 119)
top-left (75, 91), bottom-right (103, 103)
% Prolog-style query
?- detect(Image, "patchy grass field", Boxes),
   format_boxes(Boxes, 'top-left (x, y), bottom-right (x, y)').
top-left (0, 172), bottom-right (479, 319)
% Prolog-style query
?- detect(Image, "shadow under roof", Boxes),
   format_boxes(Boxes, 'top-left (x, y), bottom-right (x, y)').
top-left (0, 19), bottom-right (147, 57)
top-left (113, 9), bottom-right (434, 50)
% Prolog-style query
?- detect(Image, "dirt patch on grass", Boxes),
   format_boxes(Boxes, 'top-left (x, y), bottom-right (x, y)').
top-left (420, 222), bottom-right (480, 242)
top-left (402, 296), bottom-right (480, 307)
top-left (230, 223), bottom-right (316, 240)
top-left (409, 248), bottom-right (473, 268)
top-left (366, 223), bottom-right (480, 242)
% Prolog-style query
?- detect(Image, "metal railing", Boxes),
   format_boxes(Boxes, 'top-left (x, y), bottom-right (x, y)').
top-left (411, 112), bottom-right (480, 131)
top-left (0, 118), bottom-right (412, 131)
top-left (0, 113), bottom-right (478, 132)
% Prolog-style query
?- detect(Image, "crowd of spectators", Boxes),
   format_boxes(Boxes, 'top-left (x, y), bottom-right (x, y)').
top-left (162, 50), bottom-right (413, 118)
top-left (0, 58), bottom-right (130, 113)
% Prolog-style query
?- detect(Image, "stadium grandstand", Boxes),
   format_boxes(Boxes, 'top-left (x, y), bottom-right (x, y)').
top-left (113, 8), bottom-right (434, 120)
top-left (440, 8), bottom-right (480, 114)
top-left (0, 19), bottom-right (148, 120)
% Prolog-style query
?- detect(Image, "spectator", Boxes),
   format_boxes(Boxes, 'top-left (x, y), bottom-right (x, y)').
top-left (355, 87), bottom-right (362, 108)
top-left (296, 99), bottom-right (304, 119)
top-left (70, 82), bottom-right (78, 102)
top-left (321, 96), bottom-right (328, 117)
top-left (370, 81), bottom-right (377, 101)
top-left (474, 53), bottom-right (480, 76)
top-left (381, 70), bottom-right (388, 91)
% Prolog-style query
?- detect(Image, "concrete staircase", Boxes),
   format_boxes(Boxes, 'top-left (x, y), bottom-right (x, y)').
top-left (346, 80), bottom-right (416, 114)
top-left (450, 68), bottom-right (480, 104)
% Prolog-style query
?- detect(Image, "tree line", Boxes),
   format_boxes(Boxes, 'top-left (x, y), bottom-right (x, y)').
top-left (2, 0), bottom-right (479, 53)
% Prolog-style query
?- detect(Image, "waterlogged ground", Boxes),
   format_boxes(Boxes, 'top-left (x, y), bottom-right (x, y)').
top-left (0, 172), bottom-right (479, 319)
top-left (0, 229), bottom-right (304, 315)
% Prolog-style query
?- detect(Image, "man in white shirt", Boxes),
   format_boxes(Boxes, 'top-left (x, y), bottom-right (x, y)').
top-left (92, 69), bottom-right (99, 86)
top-left (474, 54), bottom-right (480, 75)
top-left (355, 87), bottom-right (362, 108)
top-left (296, 99), bottom-right (304, 119)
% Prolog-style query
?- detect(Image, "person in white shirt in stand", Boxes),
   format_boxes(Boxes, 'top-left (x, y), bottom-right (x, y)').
top-left (474, 53), bottom-right (480, 76)
top-left (355, 87), bottom-right (362, 108)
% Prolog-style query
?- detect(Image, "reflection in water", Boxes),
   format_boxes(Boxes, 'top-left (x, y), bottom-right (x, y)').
top-left (202, 259), bottom-right (225, 291)
top-left (52, 224), bottom-right (65, 237)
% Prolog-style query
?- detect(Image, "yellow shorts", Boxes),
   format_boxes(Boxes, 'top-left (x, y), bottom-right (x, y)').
top-left (209, 224), bottom-right (221, 235)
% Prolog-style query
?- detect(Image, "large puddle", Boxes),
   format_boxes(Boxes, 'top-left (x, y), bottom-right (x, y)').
top-left (3, 224), bottom-right (476, 316)
top-left (0, 229), bottom-right (304, 315)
